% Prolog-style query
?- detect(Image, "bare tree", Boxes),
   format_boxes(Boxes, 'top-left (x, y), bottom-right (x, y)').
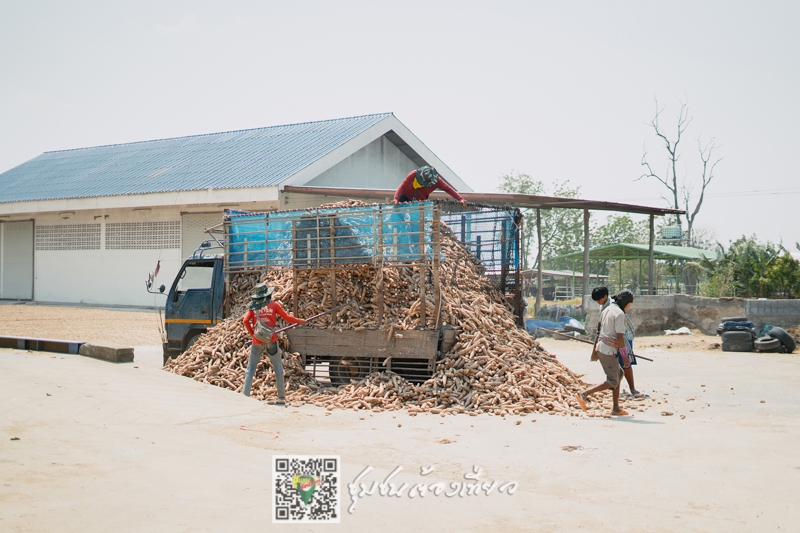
top-left (638, 98), bottom-right (721, 245)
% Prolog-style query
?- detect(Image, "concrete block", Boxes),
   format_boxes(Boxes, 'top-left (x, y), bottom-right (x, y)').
top-left (79, 343), bottom-right (134, 363)
top-left (746, 299), bottom-right (800, 329)
top-left (674, 295), bottom-right (746, 335)
top-left (584, 295), bottom-right (748, 335)
top-left (0, 335), bottom-right (84, 354)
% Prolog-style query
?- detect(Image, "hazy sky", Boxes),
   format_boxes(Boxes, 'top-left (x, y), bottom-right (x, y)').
top-left (2, 1), bottom-right (799, 250)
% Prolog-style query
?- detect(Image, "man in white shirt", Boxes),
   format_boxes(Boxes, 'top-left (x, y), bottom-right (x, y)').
top-left (575, 291), bottom-right (633, 416)
top-left (595, 288), bottom-right (643, 398)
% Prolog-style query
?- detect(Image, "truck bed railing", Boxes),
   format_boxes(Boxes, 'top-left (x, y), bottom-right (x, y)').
top-left (224, 203), bottom-right (438, 271)
top-left (223, 201), bottom-right (524, 324)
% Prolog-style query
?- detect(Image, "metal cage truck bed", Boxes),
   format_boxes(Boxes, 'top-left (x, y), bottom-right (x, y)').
top-left (149, 201), bottom-right (522, 384)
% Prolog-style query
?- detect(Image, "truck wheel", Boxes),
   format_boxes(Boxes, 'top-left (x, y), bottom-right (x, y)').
top-left (162, 344), bottom-right (181, 366)
top-left (329, 357), bottom-right (366, 386)
top-left (184, 332), bottom-right (203, 353)
top-left (767, 327), bottom-right (796, 353)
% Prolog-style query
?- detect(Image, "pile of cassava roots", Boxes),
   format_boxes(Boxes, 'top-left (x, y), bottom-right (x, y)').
top-left (165, 201), bottom-right (647, 417)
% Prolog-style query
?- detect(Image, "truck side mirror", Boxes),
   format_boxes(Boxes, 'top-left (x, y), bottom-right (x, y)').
top-left (146, 271), bottom-right (168, 296)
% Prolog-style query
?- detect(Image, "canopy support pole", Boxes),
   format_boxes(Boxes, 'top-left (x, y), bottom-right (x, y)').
top-left (582, 208), bottom-right (590, 308)
top-left (571, 257), bottom-right (575, 299)
top-left (638, 259), bottom-right (643, 295)
top-left (536, 209), bottom-right (543, 314)
top-left (648, 214), bottom-right (655, 295)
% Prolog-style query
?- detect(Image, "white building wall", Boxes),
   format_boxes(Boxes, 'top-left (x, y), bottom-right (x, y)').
top-left (304, 136), bottom-right (417, 190)
top-left (0, 186), bottom-right (281, 217)
top-left (33, 208), bottom-right (186, 307)
top-left (35, 248), bottom-right (183, 307)
top-left (5, 128), bottom-right (459, 307)
top-left (181, 212), bottom-right (225, 260)
top-left (28, 200), bottom-right (286, 307)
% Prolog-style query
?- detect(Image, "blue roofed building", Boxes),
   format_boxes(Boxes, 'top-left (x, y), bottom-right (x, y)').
top-left (0, 113), bottom-right (471, 306)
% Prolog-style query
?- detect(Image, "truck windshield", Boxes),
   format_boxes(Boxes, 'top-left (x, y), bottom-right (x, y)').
top-left (176, 264), bottom-right (214, 291)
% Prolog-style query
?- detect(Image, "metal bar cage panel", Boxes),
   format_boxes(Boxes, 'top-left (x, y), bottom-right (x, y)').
top-left (224, 203), bottom-right (438, 272)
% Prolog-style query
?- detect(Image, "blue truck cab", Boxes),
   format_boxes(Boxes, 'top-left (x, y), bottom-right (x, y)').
top-left (152, 244), bottom-right (226, 365)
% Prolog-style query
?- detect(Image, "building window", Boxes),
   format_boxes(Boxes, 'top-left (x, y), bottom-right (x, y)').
top-left (35, 224), bottom-right (101, 250)
top-left (106, 221), bottom-right (181, 250)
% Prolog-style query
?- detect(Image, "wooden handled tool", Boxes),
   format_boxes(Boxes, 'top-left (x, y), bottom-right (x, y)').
top-left (274, 302), bottom-right (354, 334)
top-left (536, 327), bottom-right (653, 362)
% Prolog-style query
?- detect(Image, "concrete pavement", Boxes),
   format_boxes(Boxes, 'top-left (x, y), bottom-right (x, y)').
top-left (1, 340), bottom-right (799, 532)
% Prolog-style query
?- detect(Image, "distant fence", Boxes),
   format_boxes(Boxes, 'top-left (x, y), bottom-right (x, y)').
top-left (585, 295), bottom-right (800, 336)
top-left (746, 300), bottom-right (800, 329)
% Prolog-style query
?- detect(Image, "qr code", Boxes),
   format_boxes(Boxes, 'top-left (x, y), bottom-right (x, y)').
top-left (273, 455), bottom-right (340, 523)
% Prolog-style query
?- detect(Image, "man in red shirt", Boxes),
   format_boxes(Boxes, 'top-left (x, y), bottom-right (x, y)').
top-left (393, 166), bottom-right (468, 206)
top-left (242, 283), bottom-right (306, 403)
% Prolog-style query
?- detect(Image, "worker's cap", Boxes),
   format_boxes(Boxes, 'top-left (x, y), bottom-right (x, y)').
top-left (250, 283), bottom-right (274, 300)
top-left (415, 166), bottom-right (439, 187)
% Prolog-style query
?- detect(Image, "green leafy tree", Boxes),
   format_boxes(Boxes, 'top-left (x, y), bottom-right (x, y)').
top-left (702, 236), bottom-right (784, 297)
top-left (497, 172), bottom-right (582, 269)
top-left (766, 253), bottom-right (800, 298)
top-left (591, 214), bottom-right (649, 247)
top-left (700, 258), bottom-right (735, 298)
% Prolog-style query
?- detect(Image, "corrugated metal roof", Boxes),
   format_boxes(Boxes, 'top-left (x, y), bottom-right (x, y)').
top-left (0, 113), bottom-right (392, 204)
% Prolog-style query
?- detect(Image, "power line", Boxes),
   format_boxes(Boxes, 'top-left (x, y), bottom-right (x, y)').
top-left (707, 188), bottom-right (800, 199)
top-left (620, 186), bottom-right (800, 202)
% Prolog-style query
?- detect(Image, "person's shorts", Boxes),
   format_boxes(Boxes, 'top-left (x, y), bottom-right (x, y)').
top-left (252, 341), bottom-right (278, 356)
top-left (598, 350), bottom-right (623, 388)
top-left (617, 340), bottom-right (637, 368)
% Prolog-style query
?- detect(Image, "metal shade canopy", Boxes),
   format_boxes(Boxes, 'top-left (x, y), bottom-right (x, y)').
top-left (282, 186), bottom-right (685, 217)
top-left (282, 185), bottom-right (689, 306)
top-left (550, 243), bottom-right (717, 262)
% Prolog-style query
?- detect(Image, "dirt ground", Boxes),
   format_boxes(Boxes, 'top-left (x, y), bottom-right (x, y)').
top-left (1, 307), bottom-right (799, 531)
top-left (0, 303), bottom-right (163, 346)
top-left (784, 324), bottom-right (800, 338)
top-left (1, 303), bottom-right (737, 353)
